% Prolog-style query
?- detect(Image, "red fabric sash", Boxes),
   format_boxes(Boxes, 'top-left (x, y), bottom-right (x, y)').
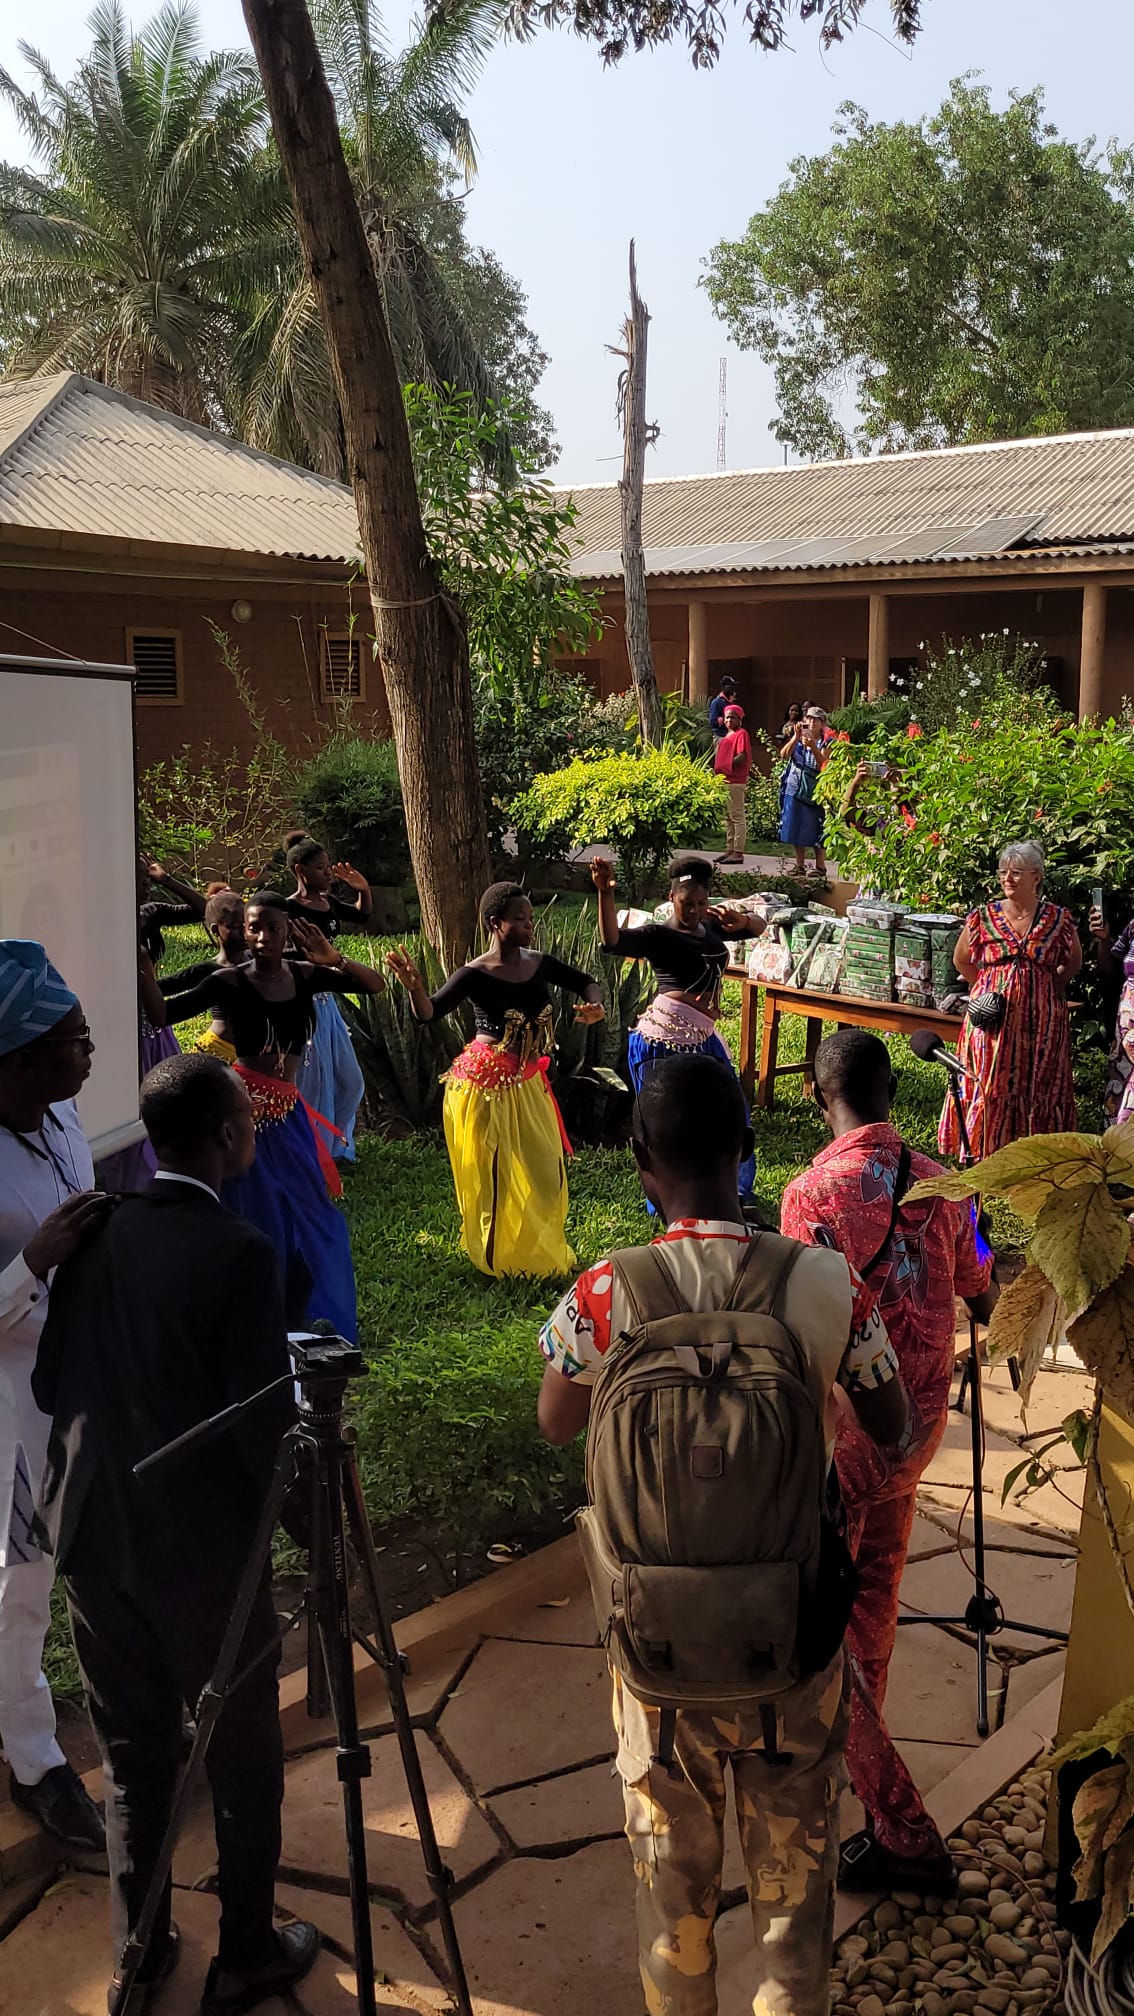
top-left (234, 1063), bottom-right (345, 1197)
top-left (447, 1044), bottom-right (573, 1158)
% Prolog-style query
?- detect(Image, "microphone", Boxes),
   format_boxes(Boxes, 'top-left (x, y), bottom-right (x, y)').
top-left (909, 1027), bottom-right (981, 1085)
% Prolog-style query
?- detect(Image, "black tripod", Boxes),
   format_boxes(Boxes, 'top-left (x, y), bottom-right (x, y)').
top-left (896, 1064), bottom-right (1067, 1738)
top-left (109, 1332), bottom-right (473, 2016)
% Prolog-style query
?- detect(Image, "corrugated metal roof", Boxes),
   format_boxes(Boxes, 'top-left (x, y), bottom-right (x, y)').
top-left (558, 431), bottom-right (1134, 580)
top-left (0, 372), bottom-right (360, 563)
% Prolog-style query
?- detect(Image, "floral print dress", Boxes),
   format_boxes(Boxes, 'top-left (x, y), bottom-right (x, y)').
top-left (938, 898), bottom-right (1078, 1161)
top-left (1104, 919), bottom-right (1134, 1126)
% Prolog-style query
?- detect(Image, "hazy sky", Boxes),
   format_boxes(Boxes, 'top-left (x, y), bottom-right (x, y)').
top-left (0, 0), bottom-right (1128, 483)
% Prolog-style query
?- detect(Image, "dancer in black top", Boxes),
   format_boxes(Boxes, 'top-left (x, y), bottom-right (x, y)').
top-left (387, 883), bottom-right (603, 1276)
top-left (283, 835), bottom-right (370, 1163)
top-left (159, 890), bottom-right (248, 997)
top-left (164, 894), bottom-right (383, 1339)
top-left (593, 853), bottom-right (758, 1207)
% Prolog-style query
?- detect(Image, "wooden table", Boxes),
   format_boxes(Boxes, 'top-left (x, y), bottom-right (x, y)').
top-left (728, 970), bottom-right (964, 1111)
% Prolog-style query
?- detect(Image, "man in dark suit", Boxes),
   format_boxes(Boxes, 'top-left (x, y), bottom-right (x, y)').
top-left (33, 1052), bottom-right (319, 2016)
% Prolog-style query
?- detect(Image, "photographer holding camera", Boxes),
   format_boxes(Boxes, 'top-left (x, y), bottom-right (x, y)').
top-left (32, 1052), bottom-right (319, 2016)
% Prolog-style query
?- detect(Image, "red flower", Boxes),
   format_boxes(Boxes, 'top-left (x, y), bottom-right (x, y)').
top-left (907, 724), bottom-right (923, 739)
top-left (835, 730), bottom-right (852, 743)
top-left (971, 718), bottom-right (981, 730)
top-left (1034, 807), bottom-right (1045, 820)
top-left (928, 832), bottom-right (942, 846)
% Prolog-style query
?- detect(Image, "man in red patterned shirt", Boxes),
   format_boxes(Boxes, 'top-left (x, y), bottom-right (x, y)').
top-left (780, 1030), bottom-right (998, 1892)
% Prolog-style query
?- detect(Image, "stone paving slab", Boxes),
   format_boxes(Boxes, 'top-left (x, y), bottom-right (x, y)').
top-left (920, 1415), bottom-right (1084, 1536)
top-left (489, 1761), bottom-right (622, 1850)
top-left (493, 1593), bottom-right (600, 1648)
top-left (450, 1838), bottom-right (640, 2015)
top-left (894, 1738), bottom-right (977, 1791)
top-left (879, 1621), bottom-right (989, 1745)
top-left (281, 1729), bottom-right (501, 1914)
top-left (357, 1641), bottom-right (480, 1737)
top-left (439, 1639), bottom-right (613, 1795)
top-left (899, 1527), bottom-right (1076, 1644)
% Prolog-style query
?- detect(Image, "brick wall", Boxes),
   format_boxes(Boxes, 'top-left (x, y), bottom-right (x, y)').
top-left (0, 561), bottom-right (390, 770)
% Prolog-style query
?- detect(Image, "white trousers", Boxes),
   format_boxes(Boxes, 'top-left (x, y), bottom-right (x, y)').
top-left (0, 1554), bottom-right (65, 1785)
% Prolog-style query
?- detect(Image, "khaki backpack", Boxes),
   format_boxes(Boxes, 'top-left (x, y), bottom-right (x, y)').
top-left (576, 1231), bottom-right (855, 1740)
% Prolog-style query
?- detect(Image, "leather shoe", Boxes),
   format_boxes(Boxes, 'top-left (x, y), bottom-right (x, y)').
top-left (10, 1761), bottom-right (106, 1850)
top-left (838, 1825), bottom-right (954, 1893)
top-left (200, 1920), bottom-right (321, 2014)
top-left (106, 1924), bottom-right (181, 2015)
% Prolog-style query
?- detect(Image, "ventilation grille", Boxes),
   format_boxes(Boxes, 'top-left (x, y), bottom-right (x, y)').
top-left (129, 632), bottom-right (180, 699)
top-left (321, 633), bottom-right (362, 698)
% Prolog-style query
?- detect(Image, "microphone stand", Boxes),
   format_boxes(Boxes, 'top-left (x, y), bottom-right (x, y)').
top-left (896, 1064), bottom-right (1066, 1738)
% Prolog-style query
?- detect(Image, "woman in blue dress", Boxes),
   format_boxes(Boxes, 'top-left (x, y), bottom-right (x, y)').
top-left (779, 710), bottom-right (829, 878)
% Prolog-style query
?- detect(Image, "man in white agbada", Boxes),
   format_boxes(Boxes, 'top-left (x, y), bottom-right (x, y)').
top-left (0, 939), bottom-right (107, 1847)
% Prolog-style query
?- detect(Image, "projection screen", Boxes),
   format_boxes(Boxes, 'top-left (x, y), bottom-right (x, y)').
top-left (0, 654), bottom-right (141, 1161)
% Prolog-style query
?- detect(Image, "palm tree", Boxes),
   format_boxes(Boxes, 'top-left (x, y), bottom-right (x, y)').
top-left (0, 1), bottom-right (287, 423)
top-left (231, 0), bottom-right (515, 473)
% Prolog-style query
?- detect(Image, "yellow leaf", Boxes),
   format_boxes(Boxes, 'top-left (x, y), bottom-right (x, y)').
top-left (984, 1264), bottom-right (1065, 1408)
top-left (1093, 1825), bottom-right (1134, 1965)
top-left (1103, 1118), bottom-right (1134, 1191)
top-left (1069, 1266), bottom-right (1134, 1428)
top-left (907, 1132), bottom-right (1106, 1221)
top-left (1030, 1182), bottom-right (1132, 1321)
top-left (1073, 1759), bottom-right (1129, 1902)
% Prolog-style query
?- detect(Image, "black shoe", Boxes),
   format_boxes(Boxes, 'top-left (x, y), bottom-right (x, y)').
top-left (107, 1925), bottom-right (181, 2016)
top-left (200, 1921), bottom-right (321, 2015)
top-left (838, 1826), bottom-right (955, 1894)
top-left (10, 1761), bottom-right (106, 1850)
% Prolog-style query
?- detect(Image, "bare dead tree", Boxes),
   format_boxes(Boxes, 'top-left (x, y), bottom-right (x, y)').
top-left (241, 0), bottom-right (491, 966)
top-left (612, 241), bottom-right (663, 747)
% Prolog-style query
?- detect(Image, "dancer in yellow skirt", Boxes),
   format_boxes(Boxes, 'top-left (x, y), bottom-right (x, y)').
top-left (386, 883), bottom-right (604, 1277)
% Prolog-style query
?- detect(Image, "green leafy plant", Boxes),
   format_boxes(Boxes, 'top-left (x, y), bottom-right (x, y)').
top-left (745, 729), bottom-right (788, 844)
top-left (474, 666), bottom-right (615, 854)
top-left (339, 936), bottom-right (465, 1132)
top-left (292, 732), bottom-right (409, 886)
top-left (896, 631), bottom-right (1048, 736)
top-left (830, 680), bottom-right (912, 744)
top-left (535, 903), bottom-right (652, 1143)
top-left (513, 748), bottom-right (727, 897)
top-left (818, 704), bottom-right (1134, 921)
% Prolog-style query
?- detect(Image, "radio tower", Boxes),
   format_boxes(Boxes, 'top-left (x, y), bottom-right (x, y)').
top-left (716, 357), bottom-right (727, 471)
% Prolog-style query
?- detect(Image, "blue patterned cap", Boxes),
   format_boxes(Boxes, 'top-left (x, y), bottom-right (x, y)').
top-left (0, 941), bottom-right (79, 1058)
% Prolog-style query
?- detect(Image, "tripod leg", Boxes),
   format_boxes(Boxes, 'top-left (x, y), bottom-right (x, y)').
top-left (309, 1440), bottom-right (378, 2016)
top-left (968, 1338), bottom-right (991, 1739)
top-left (108, 1446), bottom-right (298, 2016)
top-left (342, 1449), bottom-right (475, 2016)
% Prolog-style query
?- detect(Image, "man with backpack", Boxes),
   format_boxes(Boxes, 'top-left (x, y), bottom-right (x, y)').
top-left (780, 1030), bottom-right (998, 1895)
top-left (537, 1053), bottom-right (908, 2016)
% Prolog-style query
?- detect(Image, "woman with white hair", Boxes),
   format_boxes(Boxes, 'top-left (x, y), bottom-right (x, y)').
top-left (939, 841), bottom-right (1081, 1159)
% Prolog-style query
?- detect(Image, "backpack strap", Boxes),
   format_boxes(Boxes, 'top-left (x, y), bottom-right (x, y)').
top-left (723, 1230), bottom-right (806, 1321)
top-left (611, 1245), bottom-right (689, 1329)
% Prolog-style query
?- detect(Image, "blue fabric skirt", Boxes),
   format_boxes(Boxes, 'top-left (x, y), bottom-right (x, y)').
top-left (627, 1026), bottom-right (757, 1210)
top-left (295, 994), bottom-right (365, 1162)
top-left (222, 1089), bottom-right (358, 1343)
top-left (779, 794), bottom-right (825, 847)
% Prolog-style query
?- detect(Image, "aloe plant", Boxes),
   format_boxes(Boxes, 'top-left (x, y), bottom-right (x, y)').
top-left (340, 937), bottom-right (468, 1133)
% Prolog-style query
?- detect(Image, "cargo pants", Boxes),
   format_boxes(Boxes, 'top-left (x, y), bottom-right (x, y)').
top-left (612, 1654), bottom-right (848, 2016)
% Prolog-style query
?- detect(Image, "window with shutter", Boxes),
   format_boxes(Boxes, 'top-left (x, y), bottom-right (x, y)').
top-left (320, 632), bottom-right (363, 700)
top-left (127, 630), bottom-right (182, 703)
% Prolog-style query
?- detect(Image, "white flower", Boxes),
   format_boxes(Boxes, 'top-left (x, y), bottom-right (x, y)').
top-left (1004, 627), bottom-right (1010, 635)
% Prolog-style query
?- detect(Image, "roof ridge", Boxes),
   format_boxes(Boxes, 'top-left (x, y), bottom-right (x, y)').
top-left (0, 371), bottom-right (79, 471)
top-left (56, 374), bottom-right (355, 501)
top-left (553, 424), bottom-right (1134, 496)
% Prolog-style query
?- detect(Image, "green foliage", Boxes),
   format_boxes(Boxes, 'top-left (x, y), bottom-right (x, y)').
top-left (745, 730), bottom-right (787, 844)
top-left (341, 936), bottom-right (464, 1132)
top-left (513, 749), bottom-right (728, 896)
top-left (474, 667), bottom-right (615, 854)
top-left (137, 625), bottom-right (298, 881)
top-left (703, 77), bottom-right (1134, 458)
top-left (897, 630), bottom-right (1048, 736)
top-left (658, 689), bottom-right (714, 758)
top-left (818, 703), bottom-right (1134, 921)
top-left (588, 688), bottom-right (640, 741)
top-left (498, 0), bottom-right (921, 72)
top-left (292, 733), bottom-right (409, 885)
top-left (408, 382), bottom-right (600, 684)
top-left (831, 682), bottom-right (912, 744)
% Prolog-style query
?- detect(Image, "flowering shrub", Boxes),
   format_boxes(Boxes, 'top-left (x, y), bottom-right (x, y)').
top-left (894, 630), bottom-right (1046, 734)
top-left (819, 706), bottom-right (1134, 920)
top-left (513, 748), bottom-right (727, 895)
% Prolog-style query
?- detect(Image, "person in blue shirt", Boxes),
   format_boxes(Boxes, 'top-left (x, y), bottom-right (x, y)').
top-left (707, 674), bottom-right (737, 740)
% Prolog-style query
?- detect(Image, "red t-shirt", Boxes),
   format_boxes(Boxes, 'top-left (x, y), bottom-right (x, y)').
top-left (714, 727), bottom-right (752, 785)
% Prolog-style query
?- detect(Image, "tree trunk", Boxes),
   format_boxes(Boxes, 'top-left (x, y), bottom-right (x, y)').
top-left (618, 241), bottom-right (664, 747)
top-left (241, 0), bottom-right (490, 967)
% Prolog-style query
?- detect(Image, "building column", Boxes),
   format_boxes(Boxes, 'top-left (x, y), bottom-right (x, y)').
top-left (867, 592), bottom-right (890, 700)
top-left (687, 599), bottom-right (709, 703)
top-left (1079, 582), bottom-right (1107, 720)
